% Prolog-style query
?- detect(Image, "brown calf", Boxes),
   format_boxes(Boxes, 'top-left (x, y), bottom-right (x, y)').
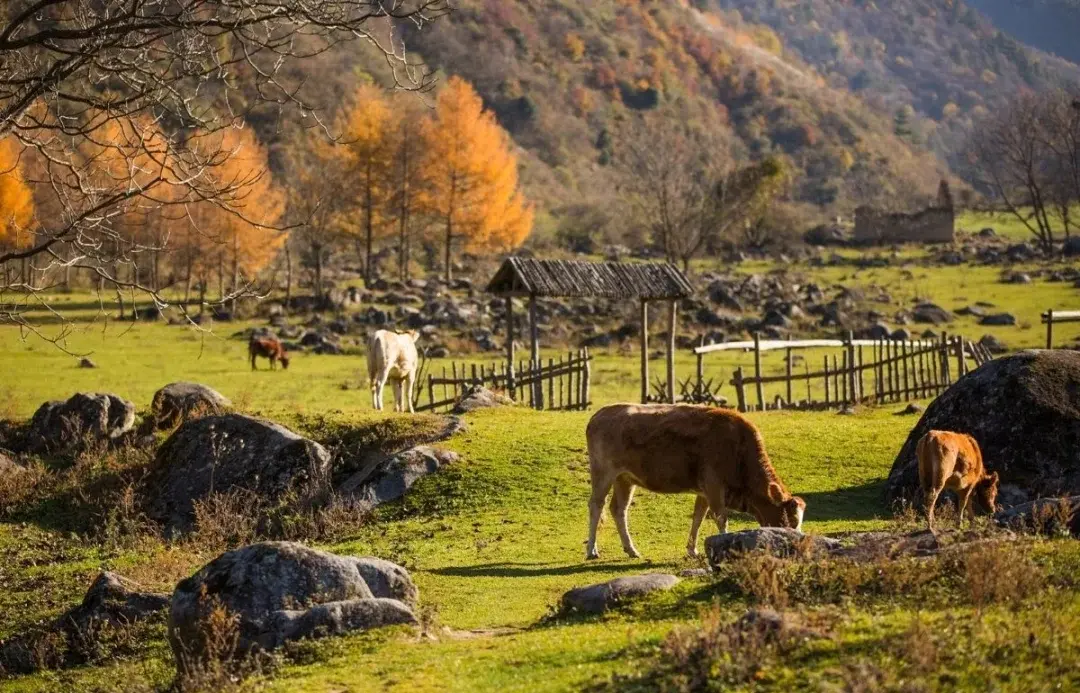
top-left (249, 336), bottom-right (290, 371)
top-left (917, 430), bottom-right (998, 532)
top-left (585, 403), bottom-right (806, 560)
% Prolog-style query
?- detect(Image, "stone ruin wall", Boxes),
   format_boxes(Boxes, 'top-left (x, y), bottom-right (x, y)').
top-left (853, 205), bottom-right (955, 244)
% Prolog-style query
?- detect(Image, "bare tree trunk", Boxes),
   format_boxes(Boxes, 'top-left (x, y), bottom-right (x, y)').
top-left (284, 239), bottom-right (292, 313)
top-left (444, 216), bottom-right (453, 283)
top-left (231, 249), bottom-right (239, 315)
top-left (183, 256), bottom-right (193, 305)
top-left (364, 164), bottom-right (374, 287)
top-left (314, 243), bottom-right (324, 307)
top-left (217, 253), bottom-right (225, 302)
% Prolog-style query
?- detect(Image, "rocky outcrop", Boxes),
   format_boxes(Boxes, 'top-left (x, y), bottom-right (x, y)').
top-left (0, 572), bottom-right (169, 674)
top-left (886, 350), bottom-right (1080, 506)
top-left (338, 446), bottom-right (459, 513)
top-left (148, 382), bottom-right (231, 430)
top-left (168, 542), bottom-right (417, 669)
top-left (148, 414), bottom-right (332, 533)
top-left (705, 528), bottom-right (841, 567)
top-left (451, 386), bottom-right (514, 413)
top-left (995, 497), bottom-right (1080, 537)
top-left (562, 574), bottom-right (679, 614)
top-left (25, 393), bottom-right (136, 455)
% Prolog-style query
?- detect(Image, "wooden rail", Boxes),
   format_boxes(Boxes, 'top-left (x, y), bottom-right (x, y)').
top-left (691, 332), bottom-right (992, 414)
top-left (1042, 309), bottom-right (1080, 349)
top-left (416, 349), bottom-right (592, 413)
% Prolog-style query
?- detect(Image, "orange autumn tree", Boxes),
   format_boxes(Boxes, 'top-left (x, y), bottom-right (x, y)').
top-left (181, 125), bottom-right (285, 306)
top-left (418, 77), bottom-right (533, 281)
top-left (0, 136), bottom-right (34, 253)
top-left (339, 84), bottom-right (393, 286)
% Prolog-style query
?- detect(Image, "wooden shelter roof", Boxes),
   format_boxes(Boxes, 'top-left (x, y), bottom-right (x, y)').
top-left (486, 257), bottom-right (693, 300)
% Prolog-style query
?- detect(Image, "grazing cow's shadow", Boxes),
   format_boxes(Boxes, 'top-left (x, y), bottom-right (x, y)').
top-left (799, 478), bottom-right (888, 522)
top-left (429, 560), bottom-right (664, 579)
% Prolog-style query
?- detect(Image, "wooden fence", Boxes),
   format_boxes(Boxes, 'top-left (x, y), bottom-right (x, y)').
top-left (1042, 309), bottom-right (1080, 349)
top-left (415, 348), bottom-right (592, 413)
top-left (692, 333), bottom-right (993, 413)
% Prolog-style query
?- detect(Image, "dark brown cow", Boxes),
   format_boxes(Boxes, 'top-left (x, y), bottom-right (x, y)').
top-left (249, 336), bottom-right (290, 371)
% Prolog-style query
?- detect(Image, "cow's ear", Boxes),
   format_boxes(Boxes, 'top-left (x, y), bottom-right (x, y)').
top-left (767, 482), bottom-right (785, 505)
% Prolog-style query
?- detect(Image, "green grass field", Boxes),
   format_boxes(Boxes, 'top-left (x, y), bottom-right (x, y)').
top-left (4, 249), bottom-right (1080, 692)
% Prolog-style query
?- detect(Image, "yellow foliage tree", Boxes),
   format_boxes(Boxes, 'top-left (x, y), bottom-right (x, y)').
top-left (0, 136), bottom-right (34, 251)
top-left (418, 76), bottom-right (533, 281)
top-left (340, 84), bottom-right (393, 285)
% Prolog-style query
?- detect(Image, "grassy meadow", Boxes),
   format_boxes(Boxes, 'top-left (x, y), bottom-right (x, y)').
top-left (3, 245), bottom-right (1080, 691)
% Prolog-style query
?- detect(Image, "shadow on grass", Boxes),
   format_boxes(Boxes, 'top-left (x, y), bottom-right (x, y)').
top-left (800, 478), bottom-right (888, 523)
top-left (429, 560), bottom-right (666, 579)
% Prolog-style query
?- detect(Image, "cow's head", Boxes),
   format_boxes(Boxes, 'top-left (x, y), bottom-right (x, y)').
top-left (279, 353), bottom-right (290, 370)
top-left (759, 482), bottom-right (806, 531)
top-left (975, 471), bottom-right (1000, 513)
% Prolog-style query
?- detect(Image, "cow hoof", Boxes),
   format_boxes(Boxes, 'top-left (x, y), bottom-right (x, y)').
top-left (625, 548), bottom-right (641, 559)
top-left (586, 553), bottom-right (600, 561)
top-left (685, 548), bottom-right (699, 559)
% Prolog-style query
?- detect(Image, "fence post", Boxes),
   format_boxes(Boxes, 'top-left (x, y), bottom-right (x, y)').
top-left (753, 332), bottom-right (765, 411)
top-left (940, 332), bottom-right (951, 386)
top-left (697, 335), bottom-right (705, 401)
top-left (857, 345), bottom-right (865, 401)
top-left (841, 352), bottom-right (849, 403)
top-left (901, 342), bottom-right (911, 401)
top-left (785, 339), bottom-right (793, 406)
top-left (823, 356), bottom-right (831, 407)
top-left (640, 301), bottom-right (649, 403)
top-left (427, 373), bottom-right (435, 410)
top-left (1047, 309), bottom-right (1054, 349)
top-left (734, 367), bottom-right (747, 412)
top-left (955, 337), bottom-right (966, 378)
top-left (667, 300), bottom-right (677, 404)
top-left (582, 348), bottom-right (591, 409)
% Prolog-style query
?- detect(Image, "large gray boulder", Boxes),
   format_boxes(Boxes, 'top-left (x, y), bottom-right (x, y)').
top-left (562, 574), bottom-right (679, 614)
top-left (26, 392), bottom-right (136, 455)
top-left (168, 542), bottom-right (416, 669)
top-left (149, 382), bottom-right (231, 430)
top-left (886, 350), bottom-right (1080, 506)
top-left (339, 446), bottom-right (458, 513)
top-left (705, 528), bottom-right (841, 567)
top-left (912, 303), bottom-right (953, 325)
top-left (149, 414), bottom-right (332, 533)
top-left (0, 572), bottom-right (169, 674)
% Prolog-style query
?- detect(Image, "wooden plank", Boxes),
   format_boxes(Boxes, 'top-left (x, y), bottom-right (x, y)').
top-left (785, 344), bottom-right (793, 406)
top-left (693, 338), bottom-right (939, 355)
top-left (734, 367), bottom-right (746, 412)
top-left (640, 301), bottom-right (649, 403)
top-left (823, 357), bottom-right (830, 406)
top-left (902, 342), bottom-right (910, 401)
top-left (857, 346), bottom-right (865, 401)
top-left (1042, 309), bottom-right (1080, 322)
top-left (754, 333), bottom-right (765, 411)
top-left (548, 357), bottom-right (554, 409)
top-left (582, 348), bottom-right (591, 409)
top-left (667, 300), bottom-right (677, 404)
top-left (841, 352), bottom-right (848, 403)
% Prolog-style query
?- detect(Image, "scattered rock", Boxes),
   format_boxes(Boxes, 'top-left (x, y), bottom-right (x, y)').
top-left (863, 323), bottom-right (892, 340)
top-left (562, 574), bottom-right (679, 614)
top-left (895, 403), bottom-right (924, 416)
top-left (912, 303), bottom-right (953, 325)
top-left (837, 405), bottom-right (856, 416)
top-left (890, 328), bottom-right (913, 341)
top-left (978, 227), bottom-right (996, 238)
top-left (1007, 272), bottom-right (1033, 285)
top-left (148, 382), bottom-right (231, 431)
top-left (885, 350), bottom-right (1080, 506)
top-left (0, 572), bottom-right (169, 674)
top-left (452, 385), bottom-right (514, 413)
top-left (995, 497), bottom-right (1080, 537)
top-left (677, 568), bottom-right (712, 579)
top-left (978, 334), bottom-right (1008, 354)
top-left (705, 528), bottom-right (841, 567)
top-left (168, 542), bottom-right (417, 669)
top-left (26, 392), bottom-right (136, 455)
top-left (338, 446), bottom-right (459, 513)
top-left (78, 357), bottom-right (97, 369)
top-left (979, 313), bottom-right (1017, 326)
top-left (1063, 237), bottom-right (1080, 257)
top-left (149, 414), bottom-right (332, 534)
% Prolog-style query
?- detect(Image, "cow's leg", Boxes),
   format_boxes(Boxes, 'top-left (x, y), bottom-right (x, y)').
top-left (687, 495), bottom-right (709, 557)
top-left (404, 371), bottom-right (416, 414)
top-left (924, 487), bottom-right (941, 533)
top-left (373, 376), bottom-right (387, 411)
top-left (586, 468), bottom-right (616, 560)
top-left (609, 477), bottom-right (640, 558)
top-left (958, 487), bottom-right (975, 528)
top-left (394, 379), bottom-right (404, 412)
top-left (270, 356), bottom-right (276, 371)
top-left (250, 351), bottom-right (257, 371)
top-left (701, 478), bottom-right (729, 535)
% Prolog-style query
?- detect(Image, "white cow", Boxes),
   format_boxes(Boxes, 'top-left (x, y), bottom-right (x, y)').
top-left (367, 330), bottom-right (420, 413)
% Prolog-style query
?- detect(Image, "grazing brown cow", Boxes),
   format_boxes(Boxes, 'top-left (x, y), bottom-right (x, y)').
top-left (585, 403), bottom-right (806, 560)
top-left (917, 430), bottom-right (998, 532)
top-left (249, 336), bottom-right (290, 371)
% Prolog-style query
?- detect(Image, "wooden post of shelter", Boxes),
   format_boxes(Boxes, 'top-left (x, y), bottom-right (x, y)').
top-left (733, 367), bottom-right (747, 412)
top-left (697, 335), bottom-right (706, 401)
top-left (785, 338), bottom-right (793, 406)
top-left (640, 301), bottom-right (649, 403)
top-left (667, 300), bottom-right (677, 404)
top-left (529, 294), bottom-right (542, 409)
top-left (505, 296), bottom-right (515, 397)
